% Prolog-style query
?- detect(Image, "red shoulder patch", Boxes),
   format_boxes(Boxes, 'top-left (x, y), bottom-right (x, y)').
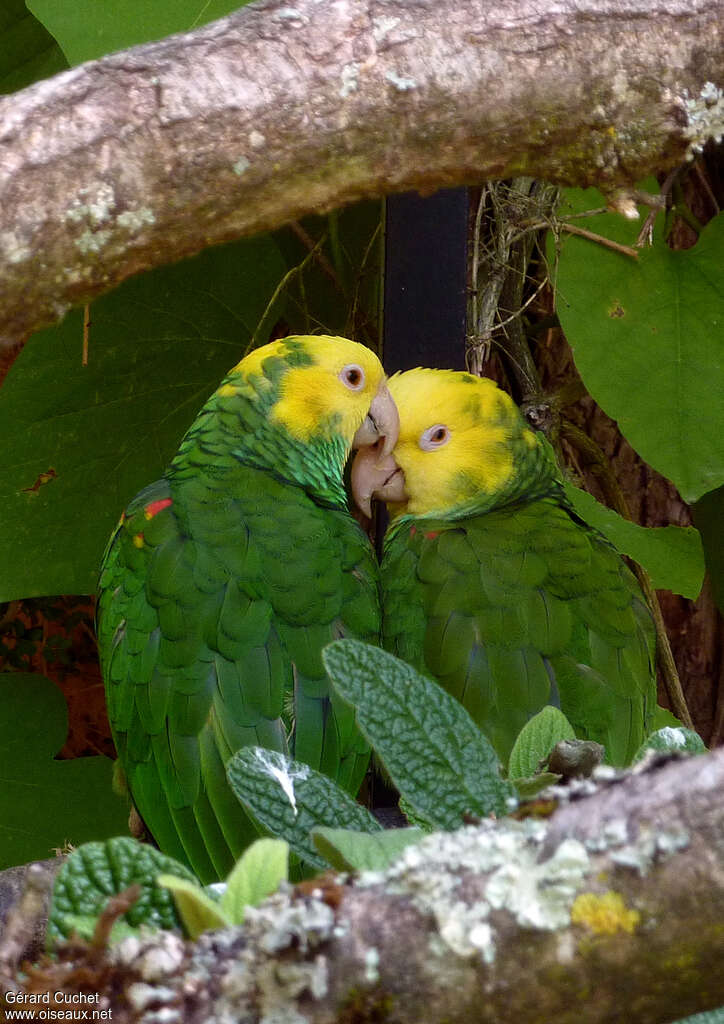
top-left (424, 531), bottom-right (439, 540)
top-left (409, 525), bottom-right (417, 537)
top-left (144, 498), bottom-right (173, 519)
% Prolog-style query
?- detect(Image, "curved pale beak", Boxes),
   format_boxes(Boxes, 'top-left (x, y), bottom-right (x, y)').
top-left (352, 382), bottom-right (400, 459)
top-left (351, 444), bottom-right (407, 518)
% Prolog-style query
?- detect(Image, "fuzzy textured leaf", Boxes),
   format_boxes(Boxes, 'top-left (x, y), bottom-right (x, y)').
top-left (0, 234), bottom-right (285, 601)
top-left (634, 726), bottom-right (707, 761)
top-left (670, 1008), bottom-right (724, 1024)
top-left (565, 483), bottom-right (705, 599)
top-left (553, 190), bottom-right (724, 502)
top-left (48, 836), bottom-right (197, 944)
top-left (323, 641), bottom-right (517, 829)
top-left (312, 827), bottom-right (424, 873)
top-left (227, 748), bottom-right (381, 868)
top-left (508, 706), bottom-right (576, 781)
top-left (0, 673), bottom-right (128, 870)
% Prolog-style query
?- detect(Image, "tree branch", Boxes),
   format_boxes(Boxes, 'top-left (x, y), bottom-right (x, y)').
top-left (1, 0), bottom-right (723, 350)
top-left (10, 749), bottom-right (724, 1023)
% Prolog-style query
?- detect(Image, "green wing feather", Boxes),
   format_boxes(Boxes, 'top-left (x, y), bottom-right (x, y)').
top-left (382, 497), bottom-right (657, 768)
top-left (99, 466), bottom-right (378, 883)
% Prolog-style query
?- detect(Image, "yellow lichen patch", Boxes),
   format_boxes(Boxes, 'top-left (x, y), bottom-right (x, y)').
top-left (571, 891), bottom-right (640, 936)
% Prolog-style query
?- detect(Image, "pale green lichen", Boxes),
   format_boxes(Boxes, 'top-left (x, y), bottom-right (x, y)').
top-left (0, 231), bottom-right (31, 265)
top-left (609, 825), bottom-right (690, 874)
top-left (65, 183), bottom-right (116, 227)
top-left (117, 208), bottom-right (156, 231)
top-left (275, 7), bottom-right (306, 21)
top-left (233, 157), bottom-right (251, 176)
top-left (362, 819), bottom-right (590, 964)
top-left (340, 64), bottom-right (359, 99)
top-left (364, 947), bottom-right (380, 984)
top-left (385, 70), bottom-right (417, 91)
top-left (584, 817), bottom-right (629, 854)
top-left (75, 228), bottom-right (113, 254)
top-left (245, 891), bottom-right (334, 955)
top-left (681, 81), bottom-right (724, 154)
top-left (372, 15), bottom-right (400, 42)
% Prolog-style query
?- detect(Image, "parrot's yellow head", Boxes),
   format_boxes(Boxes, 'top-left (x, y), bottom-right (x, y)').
top-left (352, 368), bottom-right (543, 520)
top-left (222, 335), bottom-right (398, 456)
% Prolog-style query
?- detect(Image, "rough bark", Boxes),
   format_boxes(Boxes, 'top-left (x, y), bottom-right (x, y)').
top-left (6, 749), bottom-right (724, 1024)
top-left (1, 0), bottom-right (723, 350)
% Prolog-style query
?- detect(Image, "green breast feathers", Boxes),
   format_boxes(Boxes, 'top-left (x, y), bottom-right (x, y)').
top-left (352, 367), bottom-right (658, 767)
top-left (97, 336), bottom-right (398, 882)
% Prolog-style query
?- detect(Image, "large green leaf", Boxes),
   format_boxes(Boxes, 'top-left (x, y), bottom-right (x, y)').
top-left (227, 748), bottom-right (382, 869)
top-left (0, 0), bottom-right (67, 93)
top-left (553, 190), bottom-right (724, 502)
top-left (0, 234), bottom-right (285, 601)
top-left (323, 641), bottom-right (517, 830)
top-left (27, 0), bottom-right (250, 66)
top-left (0, 673), bottom-right (129, 870)
top-left (564, 483), bottom-right (705, 599)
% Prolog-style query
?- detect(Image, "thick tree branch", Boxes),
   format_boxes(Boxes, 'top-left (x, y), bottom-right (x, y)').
top-left (10, 749), bottom-right (724, 1023)
top-left (1, 0), bottom-right (723, 349)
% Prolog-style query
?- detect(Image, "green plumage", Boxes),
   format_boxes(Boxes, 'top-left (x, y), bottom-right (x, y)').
top-left (377, 370), bottom-right (658, 769)
top-left (382, 498), bottom-right (657, 767)
top-left (98, 339), bottom-right (381, 882)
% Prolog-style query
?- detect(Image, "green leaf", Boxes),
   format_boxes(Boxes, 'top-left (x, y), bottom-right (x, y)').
top-left (552, 189), bottom-right (724, 502)
top-left (692, 485), bottom-right (724, 614)
top-left (513, 772), bottom-right (562, 799)
top-left (650, 706), bottom-right (685, 731)
top-left (0, 673), bottom-right (129, 870)
top-left (669, 1008), bottom-right (724, 1024)
top-left (323, 641), bottom-right (517, 830)
top-left (0, 234), bottom-right (285, 601)
top-left (633, 726), bottom-right (707, 762)
top-left (57, 914), bottom-right (139, 944)
top-left (0, 0), bottom-right (67, 93)
top-left (48, 836), bottom-right (197, 945)
top-left (564, 483), bottom-right (705, 599)
top-left (220, 838), bottom-right (289, 922)
top-left (27, 0), bottom-right (252, 66)
top-left (312, 827), bottom-right (424, 873)
top-left (227, 748), bottom-right (382, 869)
top-left (507, 706), bottom-right (576, 781)
top-left (157, 874), bottom-right (230, 940)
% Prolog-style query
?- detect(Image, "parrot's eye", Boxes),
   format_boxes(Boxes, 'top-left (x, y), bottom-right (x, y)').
top-left (420, 424), bottom-right (450, 451)
top-left (340, 364), bottom-right (365, 391)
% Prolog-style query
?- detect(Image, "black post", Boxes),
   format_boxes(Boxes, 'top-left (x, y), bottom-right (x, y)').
top-left (382, 188), bottom-right (469, 372)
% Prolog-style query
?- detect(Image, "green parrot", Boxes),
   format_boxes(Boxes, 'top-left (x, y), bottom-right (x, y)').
top-left (97, 335), bottom-right (399, 882)
top-left (352, 367), bottom-right (658, 768)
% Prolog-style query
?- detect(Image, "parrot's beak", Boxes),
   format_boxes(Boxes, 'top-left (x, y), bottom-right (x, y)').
top-left (351, 444), bottom-right (407, 518)
top-left (352, 382), bottom-right (400, 459)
